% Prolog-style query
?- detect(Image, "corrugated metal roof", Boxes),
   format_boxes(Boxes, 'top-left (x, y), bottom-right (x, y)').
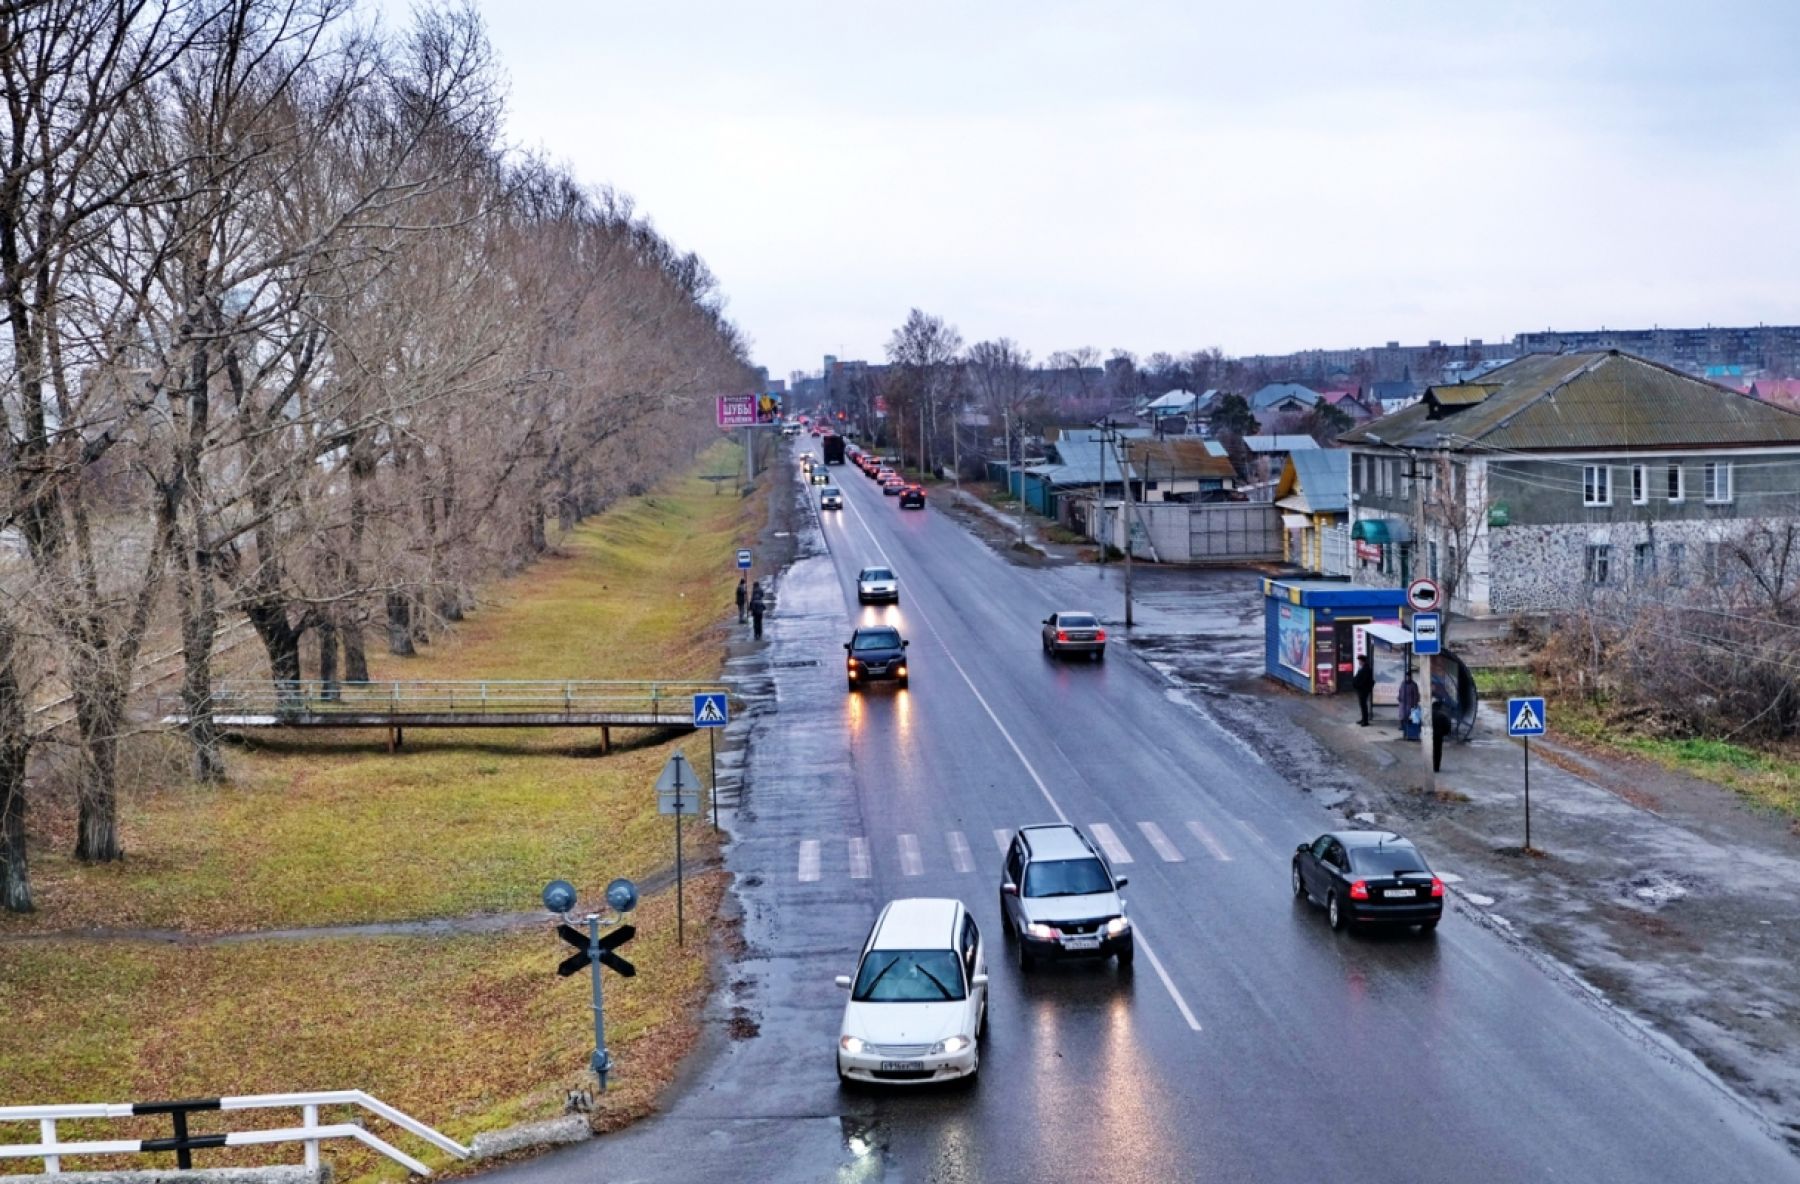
top-left (1249, 382), bottom-right (1322, 410)
top-left (1426, 383), bottom-right (1498, 407)
top-left (1124, 439), bottom-right (1236, 481)
top-left (1243, 435), bottom-right (1321, 453)
top-left (1340, 350), bottom-right (1800, 451)
top-left (1286, 449), bottom-right (1351, 513)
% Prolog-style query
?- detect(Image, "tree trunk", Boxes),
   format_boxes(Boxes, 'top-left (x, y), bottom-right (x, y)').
top-left (317, 612), bottom-right (340, 700)
top-left (386, 592), bottom-right (416, 656)
top-left (72, 666), bottom-right (125, 863)
top-left (175, 511), bottom-right (225, 784)
top-left (0, 617), bottom-right (33, 912)
top-left (409, 592), bottom-right (430, 646)
top-left (530, 502), bottom-right (548, 554)
top-left (343, 614), bottom-right (371, 682)
top-left (246, 599), bottom-right (304, 713)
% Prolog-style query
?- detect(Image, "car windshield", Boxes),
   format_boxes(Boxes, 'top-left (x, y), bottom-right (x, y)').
top-left (852, 949), bottom-right (966, 1002)
top-left (1349, 845), bottom-right (1428, 875)
top-left (822, 488), bottom-right (839, 496)
top-left (1059, 615), bottom-right (1099, 629)
top-left (1024, 857), bottom-right (1113, 898)
top-left (861, 569), bottom-right (893, 582)
top-left (853, 630), bottom-right (901, 652)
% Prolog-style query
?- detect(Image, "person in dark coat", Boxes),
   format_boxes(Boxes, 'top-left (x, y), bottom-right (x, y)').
top-left (749, 583), bottom-right (766, 640)
top-left (1398, 674), bottom-right (1420, 738)
top-left (1431, 699), bottom-right (1452, 772)
top-left (735, 576), bottom-right (748, 623)
top-left (1352, 654), bottom-right (1375, 726)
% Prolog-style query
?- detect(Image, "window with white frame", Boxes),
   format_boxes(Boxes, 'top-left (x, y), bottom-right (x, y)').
top-left (1585, 544), bottom-right (1611, 585)
top-left (1583, 465), bottom-right (1612, 507)
top-left (1704, 461), bottom-right (1733, 504)
top-left (1631, 464), bottom-right (1648, 505)
top-left (1666, 462), bottom-right (1684, 502)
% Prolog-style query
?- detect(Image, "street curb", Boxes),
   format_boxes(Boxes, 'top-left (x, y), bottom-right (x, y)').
top-left (470, 1115), bottom-right (592, 1159)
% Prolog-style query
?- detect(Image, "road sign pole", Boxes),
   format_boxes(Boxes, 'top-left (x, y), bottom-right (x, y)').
top-left (709, 727), bottom-right (718, 832)
top-left (1524, 736), bottom-right (1532, 853)
top-left (676, 798), bottom-right (685, 946)
top-left (587, 913), bottom-right (610, 1088)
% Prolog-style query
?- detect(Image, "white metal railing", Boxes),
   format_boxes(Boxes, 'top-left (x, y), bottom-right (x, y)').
top-left (0, 1090), bottom-right (470, 1177)
top-left (158, 679), bottom-right (728, 720)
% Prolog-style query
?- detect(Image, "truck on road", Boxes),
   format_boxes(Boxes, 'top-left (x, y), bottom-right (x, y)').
top-left (822, 434), bottom-right (846, 465)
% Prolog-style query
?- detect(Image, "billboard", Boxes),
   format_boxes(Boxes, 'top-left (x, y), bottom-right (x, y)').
top-left (717, 395), bottom-right (756, 427)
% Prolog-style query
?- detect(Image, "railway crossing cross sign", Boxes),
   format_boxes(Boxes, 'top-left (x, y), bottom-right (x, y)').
top-left (692, 693), bottom-right (729, 728)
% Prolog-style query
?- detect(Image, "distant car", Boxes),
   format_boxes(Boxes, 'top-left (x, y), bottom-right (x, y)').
top-left (811, 468), bottom-right (830, 485)
top-left (835, 897), bottom-right (987, 1086)
top-left (1041, 611), bottom-right (1106, 661)
top-left (1292, 831), bottom-right (1444, 934)
top-left (899, 486), bottom-right (925, 510)
top-left (857, 566), bottom-right (898, 604)
top-left (882, 478), bottom-right (905, 496)
top-left (845, 625), bottom-right (909, 690)
top-left (820, 487), bottom-right (843, 510)
top-left (1000, 824), bottom-right (1131, 970)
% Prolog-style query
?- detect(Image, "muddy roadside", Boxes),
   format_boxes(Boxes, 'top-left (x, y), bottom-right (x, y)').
top-left (1123, 565), bottom-right (1800, 1153)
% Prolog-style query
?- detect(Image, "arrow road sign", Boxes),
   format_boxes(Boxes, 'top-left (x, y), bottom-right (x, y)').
top-left (1407, 577), bottom-right (1442, 612)
top-left (557, 923), bottom-right (637, 978)
top-left (1507, 696), bottom-right (1547, 737)
top-left (1411, 611), bottom-right (1441, 656)
top-left (693, 693), bottom-right (729, 727)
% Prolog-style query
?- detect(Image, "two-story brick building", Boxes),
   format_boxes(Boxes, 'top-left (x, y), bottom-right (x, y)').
top-left (1339, 350), bottom-right (1800, 615)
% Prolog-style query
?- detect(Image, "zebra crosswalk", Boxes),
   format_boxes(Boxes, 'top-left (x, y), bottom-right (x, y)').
top-left (789, 819), bottom-right (1259, 884)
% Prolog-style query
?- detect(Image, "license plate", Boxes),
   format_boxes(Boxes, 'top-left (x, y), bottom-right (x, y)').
top-left (1063, 936), bottom-right (1101, 950)
top-left (879, 1061), bottom-right (924, 1071)
top-left (1386, 888), bottom-right (1416, 898)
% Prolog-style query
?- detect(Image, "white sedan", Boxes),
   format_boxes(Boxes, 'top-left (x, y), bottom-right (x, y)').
top-left (857, 566), bottom-right (898, 604)
top-left (836, 898), bottom-right (987, 1086)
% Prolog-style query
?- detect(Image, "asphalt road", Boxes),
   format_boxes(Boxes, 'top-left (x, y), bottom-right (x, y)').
top-left (496, 461), bottom-right (1800, 1184)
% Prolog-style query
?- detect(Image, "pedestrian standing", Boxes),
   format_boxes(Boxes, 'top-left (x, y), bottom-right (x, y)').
top-left (749, 583), bottom-right (766, 640)
top-left (1352, 653), bottom-right (1375, 727)
top-left (1398, 674), bottom-right (1420, 738)
top-left (1431, 700), bottom-right (1452, 772)
top-left (735, 576), bottom-right (748, 623)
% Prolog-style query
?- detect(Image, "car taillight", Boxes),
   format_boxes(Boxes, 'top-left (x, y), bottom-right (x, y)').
top-left (1095, 630), bottom-right (1107, 642)
top-left (1430, 877), bottom-right (1444, 898)
top-left (1349, 880), bottom-right (1370, 900)
top-left (1057, 631), bottom-right (1069, 642)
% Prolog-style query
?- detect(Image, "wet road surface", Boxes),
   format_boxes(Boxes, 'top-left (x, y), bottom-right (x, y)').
top-left (492, 467), bottom-right (1800, 1183)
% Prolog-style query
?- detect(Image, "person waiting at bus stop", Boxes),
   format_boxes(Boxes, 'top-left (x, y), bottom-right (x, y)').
top-left (749, 582), bottom-right (766, 640)
top-left (1352, 654), bottom-right (1375, 726)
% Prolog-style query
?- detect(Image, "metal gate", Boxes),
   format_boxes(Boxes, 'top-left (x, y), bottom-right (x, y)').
top-left (1188, 503), bottom-right (1282, 562)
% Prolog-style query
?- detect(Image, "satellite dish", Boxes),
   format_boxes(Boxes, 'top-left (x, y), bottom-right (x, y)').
top-left (605, 878), bottom-right (639, 914)
top-left (541, 879), bottom-right (577, 914)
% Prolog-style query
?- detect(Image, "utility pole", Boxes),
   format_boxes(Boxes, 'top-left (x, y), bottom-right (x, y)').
top-left (1097, 422), bottom-right (1108, 569)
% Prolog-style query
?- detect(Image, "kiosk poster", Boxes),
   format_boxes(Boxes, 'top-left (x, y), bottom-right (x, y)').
top-left (1277, 603), bottom-right (1313, 676)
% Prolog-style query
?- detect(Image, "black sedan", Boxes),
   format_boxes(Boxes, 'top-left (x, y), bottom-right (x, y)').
top-left (899, 485), bottom-right (925, 509)
top-left (845, 626), bottom-right (909, 691)
top-left (1292, 831), bottom-right (1443, 933)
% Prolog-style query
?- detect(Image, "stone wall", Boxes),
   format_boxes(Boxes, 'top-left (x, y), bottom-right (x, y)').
top-left (1488, 517), bottom-right (1755, 612)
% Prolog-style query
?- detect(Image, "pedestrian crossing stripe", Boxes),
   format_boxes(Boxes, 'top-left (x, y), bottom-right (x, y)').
top-left (1507, 696), bottom-right (1545, 736)
top-left (692, 693), bottom-right (729, 727)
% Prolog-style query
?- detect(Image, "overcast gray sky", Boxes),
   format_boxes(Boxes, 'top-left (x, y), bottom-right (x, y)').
top-left (466, 1), bottom-right (1800, 377)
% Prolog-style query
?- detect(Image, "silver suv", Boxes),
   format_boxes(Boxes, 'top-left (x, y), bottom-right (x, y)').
top-left (999, 824), bottom-right (1132, 970)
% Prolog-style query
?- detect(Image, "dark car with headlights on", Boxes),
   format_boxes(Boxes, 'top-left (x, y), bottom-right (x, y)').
top-left (845, 626), bottom-right (909, 691)
top-left (1292, 830), bottom-right (1444, 933)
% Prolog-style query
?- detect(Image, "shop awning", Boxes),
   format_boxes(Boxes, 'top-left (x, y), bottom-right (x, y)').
top-left (1351, 518), bottom-right (1413, 544)
top-left (1281, 513), bottom-right (1310, 530)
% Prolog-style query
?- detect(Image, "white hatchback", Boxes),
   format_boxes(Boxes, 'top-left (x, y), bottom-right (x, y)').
top-left (856, 566), bottom-right (898, 604)
top-left (836, 898), bottom-right (987, 1086)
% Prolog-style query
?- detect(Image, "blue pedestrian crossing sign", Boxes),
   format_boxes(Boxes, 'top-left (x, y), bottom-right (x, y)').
top-left (692, 693), bottom-right (729, 728)
top-left (1507, 696), bottom-right (1547, 737)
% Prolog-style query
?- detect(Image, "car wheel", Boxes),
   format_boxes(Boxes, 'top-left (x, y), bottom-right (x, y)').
top-left (1291, 862), bottom-right (1305, 900)
top-left (978, 1000), bottom-right (989, 1038)
top-left (1096, 647), bottom-right (1106, 663)
top-left (1018, 942), bottom-right (1034, 971)
top-left (1420, 918), bottom-right (1440, 935)
top-left (898, 677), bottom-right (909, 689)
top-left (1116, 941), bottom-right (1134, 969)
top-left (1328, 892), bottom-right (1348, 932)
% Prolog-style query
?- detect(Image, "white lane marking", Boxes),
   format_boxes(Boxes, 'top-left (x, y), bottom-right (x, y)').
top-left (1089, 822), bottom-right (1134, 865)
top-left (841, 494), bottom-right (1201, 1033)
top-left (798, 839), bottom-right (821, 883)
top-left (1234, 816), bottom-right (1270, 846)
top-left (1185, 819), bottom-right (1235, 862)
top-left (947, 830), bottom-right (974, 874)
top-left (992, 828), bottom-right (1012, 856)
top-left (849, 837), bottom-right (871, 879)
top-left (1137, 821), bottom-right (1184, 863)
top-left (898, 833), bottom-right (923, 876)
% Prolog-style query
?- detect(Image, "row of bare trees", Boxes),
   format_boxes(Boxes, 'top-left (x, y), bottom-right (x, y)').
top-left (0, 0), bottom-right (755, 912)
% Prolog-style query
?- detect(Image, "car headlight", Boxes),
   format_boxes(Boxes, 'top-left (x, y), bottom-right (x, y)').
top-left (930, 1035), bottom-right (971, 1056)
top-left (895, 664), bottom-right (907, 678)
top-left (839, 1035), bottom-right (866, 1054)
top-left (1105, 917), bottom-right (1131, 937)
top-left (1025, 922), bottom-right (1057, 941)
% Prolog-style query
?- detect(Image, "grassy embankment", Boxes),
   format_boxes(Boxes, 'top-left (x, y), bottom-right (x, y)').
top-left (1470, 667), bottom-right (1800, 823)
top-left (0, 442), bottom-right (757, 1179)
